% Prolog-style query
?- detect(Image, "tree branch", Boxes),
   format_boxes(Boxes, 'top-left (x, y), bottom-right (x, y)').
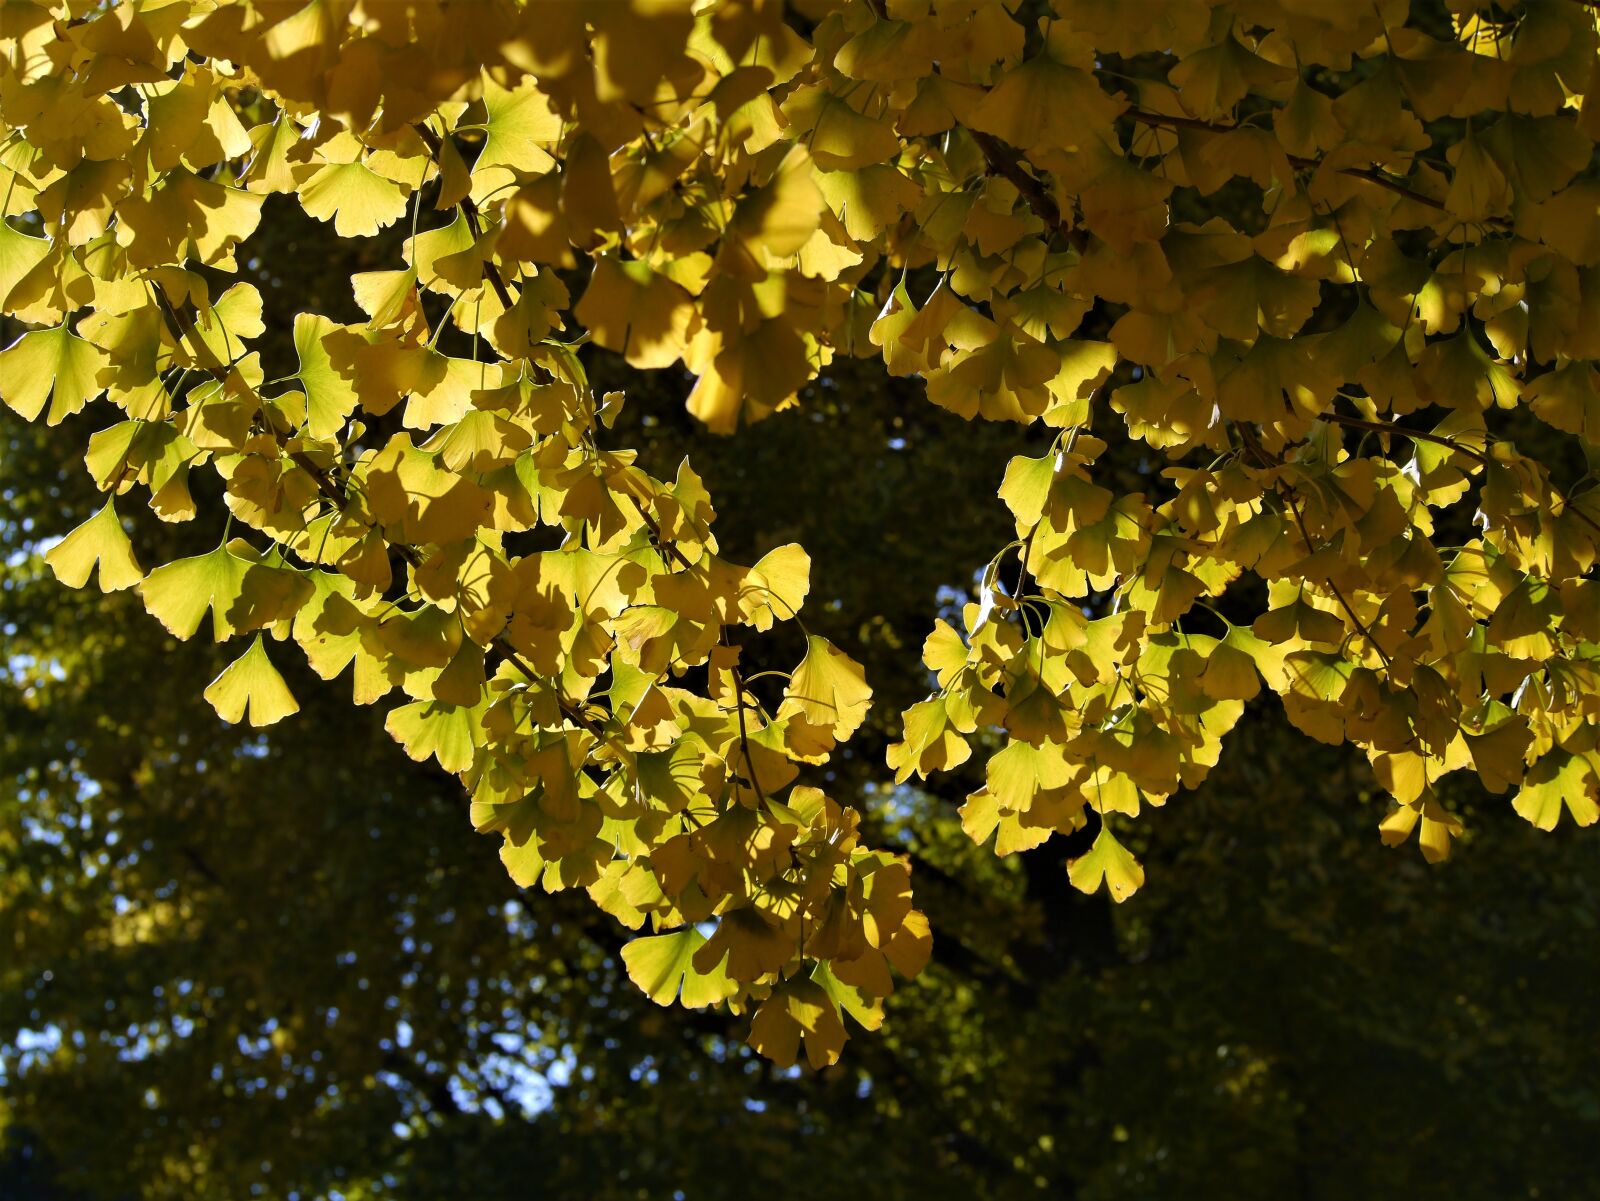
top-left (411, 122), bottom-right (516, 309)
top-left (1315, 411), bottom-right (1489, 465)
top-left (971, 130), bottom-right (1088, 253)
top-left (1127, 108), bottom-right (1463, 217)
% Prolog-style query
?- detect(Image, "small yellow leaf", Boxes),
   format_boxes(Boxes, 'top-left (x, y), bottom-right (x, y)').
top-left (748, 978), bottom-right (846, 1070)
top-left (0, 322), bottom-right (107, 424)
top-left (1514, 750), bottom-right (1599, 831)
top-left (203, 635), bottom-right (299, 727)
top-left (298, 160), bottom-right (409, 237)
top-left (44, 498), bottom-right (143, 592)
top-left (740, 543), bottom-right (811, 630)
top-left (622, 927), bottom-right (737, 1008)
top-left (782, 635), bottom-right (872, 741)
top-left (1067, 825), bottom-right (1145, 902)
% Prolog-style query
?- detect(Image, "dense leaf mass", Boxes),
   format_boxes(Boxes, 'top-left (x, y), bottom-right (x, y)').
top-left (3, 0), bottom-right (1600, 1065)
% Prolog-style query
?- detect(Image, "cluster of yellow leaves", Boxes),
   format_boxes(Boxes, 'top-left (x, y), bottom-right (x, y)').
top-left (5, 0), bottom-right (1600, 1057)
top-left (1, 0), bottom-right (934, 1068)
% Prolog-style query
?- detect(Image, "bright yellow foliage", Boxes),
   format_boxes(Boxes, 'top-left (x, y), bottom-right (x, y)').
top-left (5, 0), bottom-right (1600, 1063)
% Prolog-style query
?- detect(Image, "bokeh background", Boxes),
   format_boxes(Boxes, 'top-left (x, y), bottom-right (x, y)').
top-left (3, 198), bottom-right (1598, 1201)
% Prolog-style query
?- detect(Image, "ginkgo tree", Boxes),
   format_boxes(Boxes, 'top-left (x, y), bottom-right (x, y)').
top-left (4, 0), bottom-right (1600, 1067)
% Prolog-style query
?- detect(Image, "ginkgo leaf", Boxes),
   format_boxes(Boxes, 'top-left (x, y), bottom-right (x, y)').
top-left (887, 697), bottom-right (972, 782)
top-left (203, 635), bottom-right (300, 726)
top-left (0, 323), bottom-right (107, 424)
top-left (1513, 750), bottom-right (1599, 831)
top-left (139, 541), bottom-right (312, 642)
top-left (476, 76), bottom-right (560, 177)
top-left (694, 908), bottom-right (792, 983)
top-left (574, 255), bottom-right (696, 369)
top-left (748, 978), bottom-right (847, 1070)
top-left (1199, 629), bottom-right (1262, 701)
top-left (1379, 792), bottom-right (1464, 864)
top-left (292, 313), bottom-right (359, 439)
top-left (1067, 826), bottom-right (1146, 902)
top-left (812, 962), bottom-right (884, 1032)
top-left (0, 219), bottom-right (49, 308)
top-left (740, 543), bottom-right (810, 630)
top-left (729, 144), bottom-right (823, 264)
top-left (621, 928), bottom-right (737, 1008)
top-left (968, 50), bottom-right (1123, 152)
top-left (782, 635), bottom-right (872, 740)
top-left (385, 700), bottom-right (479, 774)
top-left (44, 498), bottom-right (143, 592)
top-left (297, 160), bottom-right (409, 237)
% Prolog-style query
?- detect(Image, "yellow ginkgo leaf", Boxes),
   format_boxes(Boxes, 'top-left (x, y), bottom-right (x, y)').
top-left (292, 313), bottom-right (359, 439)
top-left (0, 219), bottom-right (49, 309)
top-left (622, 928), bottom-right (738, 1008)
top-left (477, 76), bottom-right (560, 176)
top-left (887, 697), bottom-right (972, 783)
top-left (782, 635), bottom-right (873, 741)
top-left (1378, 791), bottom-right (1464, 864)
top-left (0, 322), bottom-right (108, 424)
top-left (1066, 825), bottom-right (1146, 902)
top-left (728, 144), bottom-right (823, 266)
top-left (748, 979), bottom-right (848, 1070)
top-left (140, 540), bottom-right (312, 642)
top-left (740, 543), bottom-right (811, 630)
top-left (385, 699), bottom-right (480, 774)
top-left (574, 255), bottom-right (696, 370)
top-left (694, 908), bottom-right (792, 984)
top-left (203, 635), bottom-right (300, 727)
top-left (44, 498), bottom-right (143, 592)
top-left (1198, 629), bottom-right (1262, 701)
top-left (297, 160), bottom-right (409, 237)
top-left (1513, 750), bottom-right (1600, 831)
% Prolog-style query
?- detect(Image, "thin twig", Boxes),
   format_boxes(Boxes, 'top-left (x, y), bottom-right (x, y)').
top-left (970, 130), bottom-right (1088, 253)
top-left (1315, 411), bottom-right (1490, 465)
top-left (1127, 108), bottom-right (1468, 217)
top-left (411, 122), bottom-right (516, 308)
top-left (1276, 482), bottom-right (1393, 669)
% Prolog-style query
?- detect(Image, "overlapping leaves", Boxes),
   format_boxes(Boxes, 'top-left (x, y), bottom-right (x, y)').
top-left (4, 0), bottom-right (1600, 1060)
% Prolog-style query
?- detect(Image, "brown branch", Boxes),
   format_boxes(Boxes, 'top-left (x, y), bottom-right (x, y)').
top-left (411, 122), bottom-right (516, 309)
top-left (1276, 481), bottom-right (1393, 669)
top-left (971, 130), bottom-right (1087, 253)
top-left (622, 492), bottom-right (696, 572)
top-left (731, 664), bottom-right (768, 806)
top-left (1316, 411), bottom-right (1489, 464)
top-left (1127, 108), bottom-right (1460, 216)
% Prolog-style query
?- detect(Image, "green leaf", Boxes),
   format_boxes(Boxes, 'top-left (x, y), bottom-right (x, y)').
top-left (44, 498), bottom-right (142, 592)
top-left (1513, 750), bottom-right (1599, 831)
top-left (298, 161), bottom-right (409, 238)
top-left (203, 635), bottom-right (300, 726)
top-left (139, 540), bottom-right (312, 642)
top-left (292, 313), bottom-right (359, 439)
top-left (0, 323), bottom-right (107, 424)
top-left (622, 928), bottom-right (736, 1008)
top-left (385, 699), bottom-right (480, 774)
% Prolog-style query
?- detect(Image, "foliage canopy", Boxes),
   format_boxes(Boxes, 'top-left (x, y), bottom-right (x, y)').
top-left (4, 0), bottom-right (1600, 1067)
